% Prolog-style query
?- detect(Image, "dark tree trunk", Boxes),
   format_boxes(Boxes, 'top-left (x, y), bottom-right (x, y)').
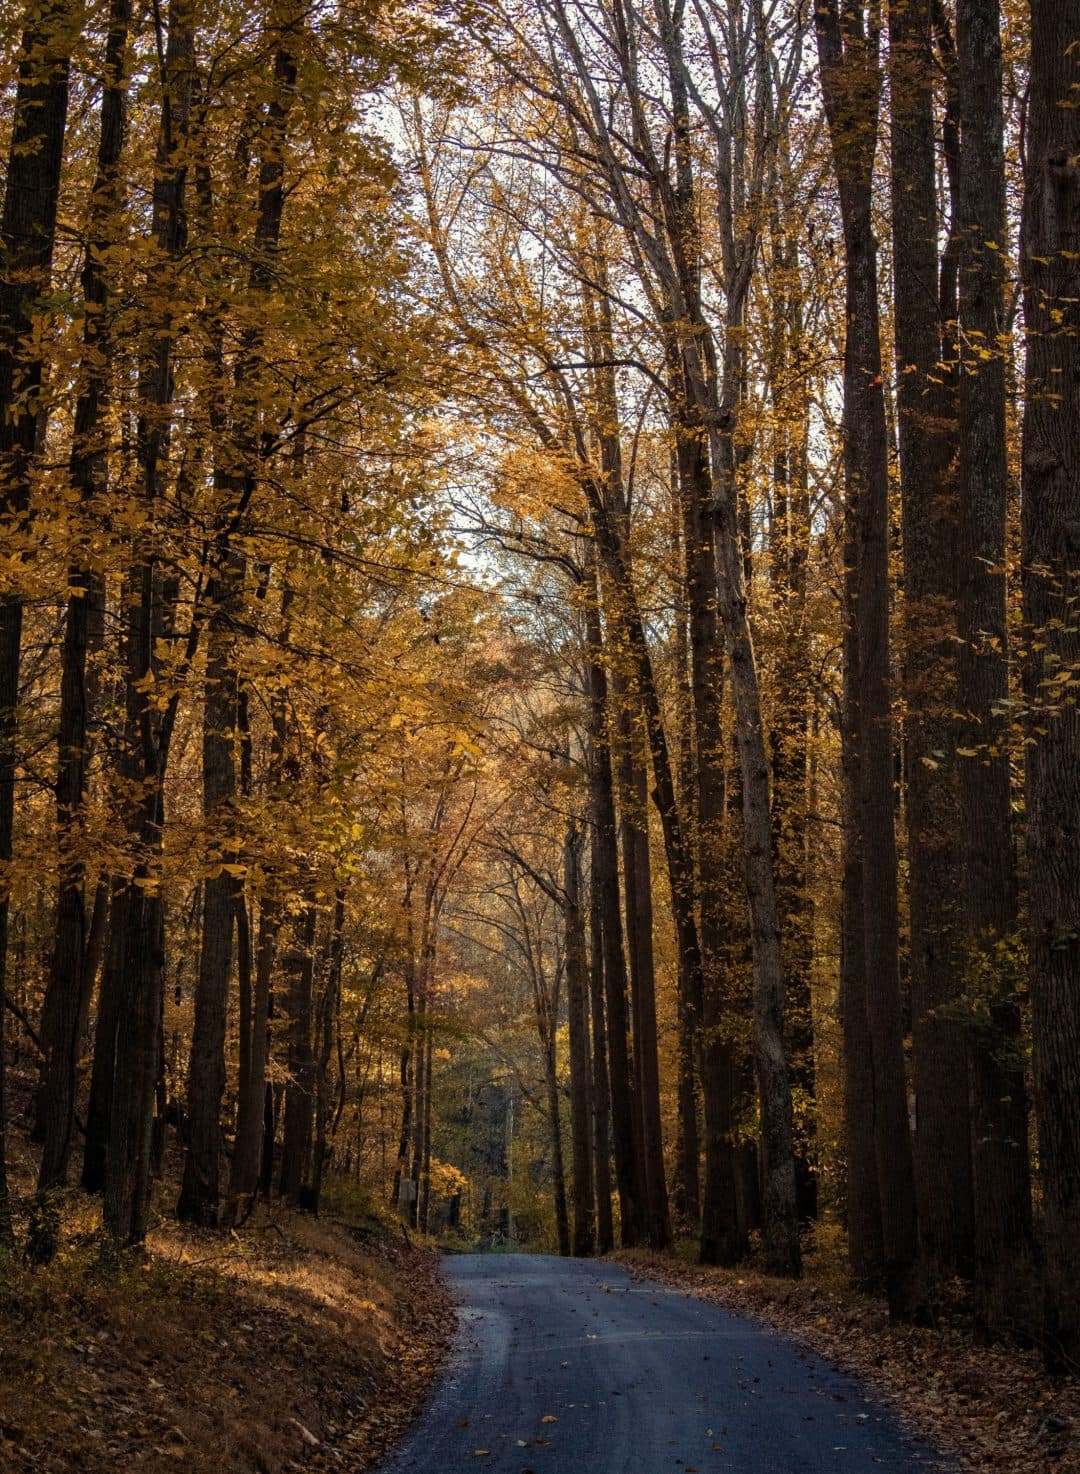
top-left (587, 287), bottom-right (670, 1251)
top-left (31, 0), bottom-right (129, 1262)
top-left (82, 880), bottom-right (126, 1193)
top-left (612, 675), bottom-right (670, 1250)
top-left (230, 898), bottom-right (279, 1216)
top-left (104, 0), bottom-right (196, 1250)
top-left (586, 649), bottom-right (615, 1254)
top-left (816, 0), bottom-right (919, 1318)
top-left (312, 889), bottom-right (346, 1218)
top-left (544, 1021), bottom-right (571, 1257)
top-left (585, 562), bottom-right (644, 1247)
top-left (839, 491), bottom-right (885, 1289)
top-left (391, 949), bottom-right (415, 1212)
top-left (1019, 0), bottom-right (1080, 1370)
top-left (0, 0), bottom-right (76, 1247)
top-left (409, 980), bottom-right (427, 1229)
top-left (955, 0), bottom-right (1033, 1330)
top-left (179, 14), bottom-right (295, 1228)
top-left (564, 818), bottom-right (596, 1256)
top-left (668, 439), bottom-right (701, 1232)
top-left (765, 180), bottom-right (817, 1231)
top-left (177, 561), bottom-right (241, 1226)
top-left (419, 1025), bottom-right (434, 1233)
top-left (231, 579), bottom-right (292, 1216)
top-left (676, 391), bottom-right (742, 1266)
top-left (888, 0), bottom-right (974, 1283)
top-left (280, 901), bottom-right (317, 1207)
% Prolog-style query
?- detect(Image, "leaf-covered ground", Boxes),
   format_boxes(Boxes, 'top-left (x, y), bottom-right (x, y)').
top-left (0, 1202), bottom-right (454, 1473)
top-left (617, 1246), bottom-right (1079, 1474)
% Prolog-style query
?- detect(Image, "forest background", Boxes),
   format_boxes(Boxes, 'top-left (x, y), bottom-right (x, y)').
top-left (1, 0), bottom-right (1078, 1398)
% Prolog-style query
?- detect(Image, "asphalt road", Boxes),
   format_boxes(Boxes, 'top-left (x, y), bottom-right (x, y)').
top-left (375, 1254), bottom-right (949, 1474)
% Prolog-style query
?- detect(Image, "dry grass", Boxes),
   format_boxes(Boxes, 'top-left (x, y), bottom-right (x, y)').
top-left (0, 1193), bottom-right (453, 1473)
top-left (617, 1238), bottom-right (1079, 1474)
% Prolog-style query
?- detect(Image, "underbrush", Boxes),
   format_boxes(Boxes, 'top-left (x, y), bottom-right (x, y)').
top-left (0, 1185), bottom-right (454, 1474)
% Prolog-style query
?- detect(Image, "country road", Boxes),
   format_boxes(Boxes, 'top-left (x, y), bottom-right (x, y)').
top-left (375, 1255), bottom-right (950, 1474)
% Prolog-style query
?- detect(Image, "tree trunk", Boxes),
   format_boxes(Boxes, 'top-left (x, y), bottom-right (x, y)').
top-left (545, 1023), bottom-right (571, 1257)
top-left (312, 890), bottom-right (345, 1217)
top-left (177, 561), bottom-right (241, 1226)
top-left (230, 898), bottom-right (278, 1216)
top-left (765, 162), bottom-right (818, 1230)
top-left (0, 0), bottom-right (76, 1249)
top-left (956, 0), bottom-right (1033, 1330)
top-left (30, 0), bottom-right (129, 1261)
top-left (586, 655), bottom-right (616, 1254)
top-left (612, 673), bottom-right (670, 1250)
top-left (587, 283), bottom-right (670, 1250)
top-left (585, 561), bottom-right (644, 1247)
top-left (816, 0), bottom-right (919, 1319)
top-left (280, 901), bottom-right (317, 1207)
top-left (839, 477), bottom-right (885, 1290)
top-left (668, 436), bottom-right (701, 1231)
top-left (564, 818), bottom-right (596, 1256)
top-left (82, 880), bottom-right (126, 1193)
top-left (888, 0), bottom-right (974, 1282)
top-left (1019, 0), bottom-right (1080, 1369)
top-left (104, 0), bottom-right (196, 1250)
top-left (676, 388), bottom-right (742, 1266)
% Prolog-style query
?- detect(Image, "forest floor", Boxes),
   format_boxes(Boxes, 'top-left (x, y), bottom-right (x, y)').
top-left (0, 1181), bottom-right (454, 1474)
top-left (617, 1239), bottom-right (1079, 1474)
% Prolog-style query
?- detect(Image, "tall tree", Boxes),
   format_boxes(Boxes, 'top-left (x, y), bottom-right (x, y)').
top-left (1020, 0), bottom-right (1080, 1369)
top-left (887, 0), bottom-right (974, 1281)
top-left (32, 0), bottom-right (129, 1224)
top-left (103, 0), bottom-right (197, 1248)
top-left (0, 0), bottom-right (78, 1250)
top-left (564, 817), bottom-right (596, 1256)
top-left (815, 0), bottom-right (919, 1317)
top-left (178, 8), bottom-right (299, 1228)
top-left (956, 0), bottom-right (1033, 1326)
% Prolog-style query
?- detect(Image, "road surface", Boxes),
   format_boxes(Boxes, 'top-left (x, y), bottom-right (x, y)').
top-left (376, 1254), bottom-right (949, 1474)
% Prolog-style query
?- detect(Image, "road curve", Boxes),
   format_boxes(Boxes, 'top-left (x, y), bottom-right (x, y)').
top-left (375, 1254), bottom-right (949, 1474)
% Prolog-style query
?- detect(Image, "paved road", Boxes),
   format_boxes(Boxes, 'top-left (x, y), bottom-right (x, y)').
top-left (376, 1254), bottom-right (949, 1474)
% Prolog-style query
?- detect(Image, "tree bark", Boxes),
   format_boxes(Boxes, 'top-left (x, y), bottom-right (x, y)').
top-left (585, 586), bottom-right (616, 1254)
top-left (177, 560), bottom-right (241, 1226)
top-left (816, 0), bottom-right (919, 1318)
top-left (0, 0), bottom-right (77, 1249)
top-left (104, 0), bottom-right (196, 1249)
top-left (956, 0), bottom-right (1034, 1329)
top-left (585, 561), bottom-right (644, 1247)
top-left (888, 0), bottom-right (975, 1282)
top-left (1019, 0), bottom-right (1080, 1369)
top-left (675, 383), bottom-right (742, 1265)
top-left (840, 504), bottom-right (884, 1288)
top-left (31, 0), bottom-right (130, 1261)
top-left (280, 900), bottom-right (317, 1206)
top-left (586, 280), bottom-right (670, 1250)
top-left (229, 897), bottom-right (279, 1214)
top-left (564, 817), bottom-right (596, 1256)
